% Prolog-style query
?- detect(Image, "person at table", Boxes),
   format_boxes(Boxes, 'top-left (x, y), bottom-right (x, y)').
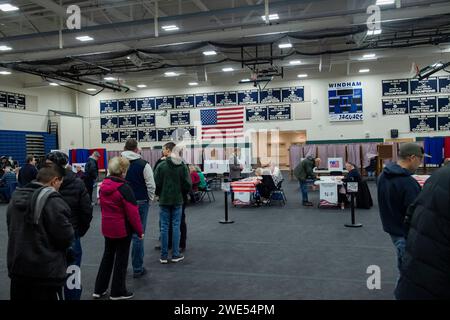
top-left (338, 162), bottom-right (362, 208)
top-left (254, 168), bottom-right (277, 204)
top-left (293, 156), bottom-right (321, 207)
top-left (228, 148), bottom-right (243, 181)
top-left (189, 165), bottom-right (200, 203)
top-left (377, 143), bottom-right (427, 280)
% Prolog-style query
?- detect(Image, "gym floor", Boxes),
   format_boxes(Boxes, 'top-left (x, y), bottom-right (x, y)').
top-left (0, 175), bottom-right (396, 300)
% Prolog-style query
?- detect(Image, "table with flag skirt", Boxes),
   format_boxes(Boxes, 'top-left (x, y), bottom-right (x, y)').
top-left (230, 178), bottom-right (259, 205)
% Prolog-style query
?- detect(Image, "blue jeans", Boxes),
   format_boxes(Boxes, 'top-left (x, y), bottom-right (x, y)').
top-left (160, 205), bottom-right (182, 259)
top-left (299, 181), bottom-right (309, 202)
top-left (64, 235), bottom-right (82, 300)
top-left (131, 200), bottom-right (149, 273)
top-left (390, 235), bottom-right (406, 275)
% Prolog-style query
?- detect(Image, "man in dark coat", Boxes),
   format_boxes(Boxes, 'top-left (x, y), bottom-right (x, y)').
top-left (377, 143), bottom-right (427, 277)
top-left (84, 151), bottom-right (100, 202)
top-left (7, 163), bottom-right (74, 300)
top-left (17, 155), bottom-right (38, 187)
top-left (395, 165), bottom-right (450, 299)
top-left (293, 156), bottom-right (320, 206)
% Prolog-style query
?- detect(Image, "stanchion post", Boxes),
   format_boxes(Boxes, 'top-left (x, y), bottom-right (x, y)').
top-left (220, 179), bottom-right (234, 224)
top-left (345, 182), bottom-right (362, 228)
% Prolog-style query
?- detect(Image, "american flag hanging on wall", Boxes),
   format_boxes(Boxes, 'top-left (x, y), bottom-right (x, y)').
top-left (200, 106), bottom-right (244, 140)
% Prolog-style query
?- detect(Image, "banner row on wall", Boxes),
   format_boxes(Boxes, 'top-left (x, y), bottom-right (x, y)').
top-left (0, 91), bottom-right (27, 110)
top-left (101, 127), bottom-right (196, 144)
top-left (382, 77), bottom-right (450, 96)
top-left (100, 105), bottom-right (293, 131)
top-left (99, 87), bottom-right (304, 114)
top-left (382, 96), bottom-right (450, 115)
top-left (409, 114), bottom-right (450, 132)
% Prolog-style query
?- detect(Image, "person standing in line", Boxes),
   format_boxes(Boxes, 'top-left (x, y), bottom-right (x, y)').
top-left (84, 151), bottom-right (101, 203)
top-left (17, 155), bottom-right (38, 187)
top-left (45, 151), bottom-right (93, 300)
top-left (395, 165), bottom-right (450, 299)
top-left (377, 143), bottom-right (427, 278)
top-left (7, 163), bottom-right (74, 300)
top-left (121, 138), bottom-right (156, 278)
top-left (154, 143), bottom-right (192, 264)
top-left (93, 157), bottom-right (143, 300)
top-left (293, 156), bottom-right (321, 206)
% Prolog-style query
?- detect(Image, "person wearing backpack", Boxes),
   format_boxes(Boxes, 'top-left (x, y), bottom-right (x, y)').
top-left (7, 163), bottom-right (74, 300)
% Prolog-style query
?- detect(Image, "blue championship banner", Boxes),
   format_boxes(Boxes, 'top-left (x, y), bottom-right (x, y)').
top-left (137, 113), bottom-right (155, 127)
top-left (438, 96), bottom-right (450, 113)
top-left (0, 92), bottom-right (7, 108)
top-left (328, 81), bottom-right (363, 122)
top-left (7, 93), bottom-right (26, 109)
top-left (260, 88), bottom-right (281, 104)
top-left (157, 128), bottom-right (176, 141)
top-left (382, 79), bottom-right (409, 96)
top-left (409, 97), bottom-right (437, 114)
top-left (100, 100), bottom-right (118, 114)
top-left (118, 98), bottom-right (137, 113)
top-left (155, 96), bottom-right (175, 110)
top-left (118, 115), bottom-right (137, 128)
top-left (195, 93), bottom-right (215, 108)
top-left (137, 97), bottom-right (155, 111)
top-left (215, 91), bottom-right (237, 106)
top-left (409, 115), bottom-right (437, 132)
top-left (172, 127), bottom-right (195, 140)
top-left (382, 98), bottom-right (409, 115)
top-left (100, 116), bottom-right (118, 130)
top-left (282, 87), bottom-right (304, 102)
top-left (268, 105), bottom-right (291, 121)
top-left (101, 130), bottom-right (119, 144)
top-left (238, 90), bottom-right (259, 105)
top-left (175, 95), bottom-right (195, 109)
top-left (138, 129), bottom-right (157, 142)
top-left (410, 77), bottom-right (438, 95)
top-left (439, 76), bottom-right (450, 93)
top-left (438, 115), bottom-right (450, 131)
top-left (170, 111), bottom-right (190, 126)
top-left (119, 129), bottom-right (138, 142)
top-left (246, 106), bottom-right (268, 122)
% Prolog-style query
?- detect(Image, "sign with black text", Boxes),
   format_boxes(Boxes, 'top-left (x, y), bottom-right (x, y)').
top-left (195, 93), bottom-right (215, 108)
top-left (215, 91), bottom-right (237, 106)
top-left (409, 97), bottom-right (437, 114)
top-left (382, 98), bottom-right (409, 115)
top-left (246, 106), bottom-right (268, 122)
top-left (438, 97), bottom-right (450, 113)
top-left (175, 95), bottom-right (195, 109)
top-left (382, 79), bottom-right (409, 96)
top-left (260, 88), bottom-right (281, 104)
top-left (119, 129), bottom-right (138, 142)
top-left (118, 115), bottom-right (137, 128)
top-left (409, 115), bottom-right (437, 132)
top-left (170, 111), bottom-right (190, 126)
top-left (410, 77), bottom-right (438, 95)
top-left (438, 115), bottom-right (450, 131)
top-left (138, 129), bottom-right (157, 142)
top-left (101, 130), bottom-right (119, 144)
top-left (238, 90), bottom-right (259, 105)
top-left (137, 97), bottom-right (155, 111)
top-left (0, 92), bottom-right (7, 108)
top-left (101, 116), bottom-right (118, 130)
top-left (157, 128), bottom-right (176, 141)
top-left (7, 93), bottom-right (26, 109)
top-left (136, 113), bottom-right (155, 127)
top-left (328, 81), bottom-right (363, 122)
top-left (155, 96), bottom-right (175, 110)
top-left (282, 87), bottom-right (304, 102)
top-left (118, 99), bottom-right (137, 113)
top-left (268, 105), bottom-right (291, 121)
top-left (439, 76), bottom-right (450, 93)
top-left (100, 100), bottom-right (118, 114)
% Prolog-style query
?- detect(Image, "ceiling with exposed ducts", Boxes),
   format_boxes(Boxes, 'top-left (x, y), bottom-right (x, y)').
top-left (0, 0), bottom-right (450, 93)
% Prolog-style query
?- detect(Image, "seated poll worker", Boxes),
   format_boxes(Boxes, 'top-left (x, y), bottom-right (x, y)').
top-left (338, 162), bottom-right (362, 207)
top-left (254, 168), bottom-right (277, 204)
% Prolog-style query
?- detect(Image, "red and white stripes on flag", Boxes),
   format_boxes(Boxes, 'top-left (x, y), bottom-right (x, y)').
top-left (200, 106), bottom-right (244, 140)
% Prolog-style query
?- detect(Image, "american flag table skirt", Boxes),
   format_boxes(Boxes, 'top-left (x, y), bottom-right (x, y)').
top-left (231, 178), bottom-right (259, 205)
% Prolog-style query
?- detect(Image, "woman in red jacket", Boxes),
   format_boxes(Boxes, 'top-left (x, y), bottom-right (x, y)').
top-left (93, 156), bottom-right (143, 300)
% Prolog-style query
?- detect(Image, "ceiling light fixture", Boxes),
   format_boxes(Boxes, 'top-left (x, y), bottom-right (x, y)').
top-left (164, 71), bottom-right (179, 77)
top-left (0, 4), bottom-right (19, 12)
top-left (188, 82), bottom-right (199, 86)
top-left (162, 25), bottom-right (179, 31)
top-left (359, 69), bottom-right (370, 73)
top-left (289, 60), bottom-right (301, 65)
top-left (0, 71), bottom-right (12, 75)
top-left (362, 53), bottom-right (377, 59)
top-left (222, 67), bottom-right (234, 72)
top-left (137, 84), bottom-right (147, 88)
top-left (376, 0), bottom-right (395, 5)
top-left (86, 88), bottom-right (97, 92)
top-left (76, 35), bottom-right (94, 42)
top-left (367, 29), bottom-right (382, 36)
top-left (0, 45), bottom-right (12, 51)
top-left (297, 74), bottom-right (308, 78)
top-left (278, 43), bottom-right (293, 49)
top-left (49, 83), bottom-right (59, 86)
top-left (203, 50), bottom-right (217, 56)
top-left (240, 78), bottom-right (251, 83)
top-left (104, 76), bottom-right (117, 81)
top-left (261, 13), bottom-right (279, 22)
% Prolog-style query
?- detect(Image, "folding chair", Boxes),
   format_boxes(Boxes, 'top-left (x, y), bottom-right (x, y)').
top-left (270, 179), bottom-right (287, 206)
top-left (199, 181), bottom-right (216, 202)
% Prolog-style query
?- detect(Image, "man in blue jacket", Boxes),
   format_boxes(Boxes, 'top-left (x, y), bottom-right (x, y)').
top-left (377, 143), bottom-right (428, 276)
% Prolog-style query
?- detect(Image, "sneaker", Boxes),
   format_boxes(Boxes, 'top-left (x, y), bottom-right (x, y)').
top-left (303, 201), bottom-right (314, 207)
top-left (160, 257), bottom-right (169, 264)
top-left (92, 291), bottom-right (107, 299)
top-left (109, 292), bottom-right (134, 300)
top-left (171, 255), bottom-right (185, 263)
top-left (133, 267), bottom-right (147, 278)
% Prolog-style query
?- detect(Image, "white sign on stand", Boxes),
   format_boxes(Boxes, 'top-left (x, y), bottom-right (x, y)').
top-left (320, 182), bottom-right (338, 205)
